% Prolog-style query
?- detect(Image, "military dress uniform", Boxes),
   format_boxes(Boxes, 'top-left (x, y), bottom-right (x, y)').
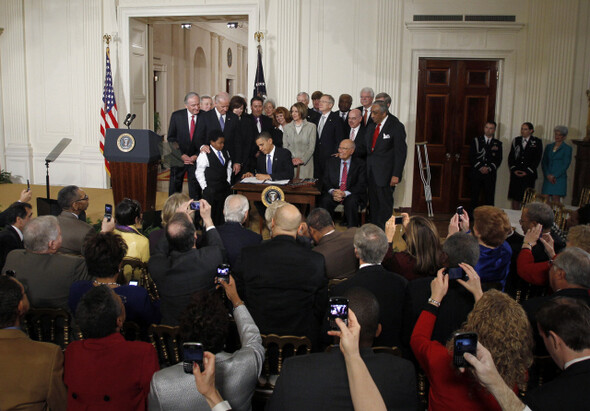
top-left (469, 135), bottom-right (502, 210)
top-left (508, 136), bottom-right (543, 202)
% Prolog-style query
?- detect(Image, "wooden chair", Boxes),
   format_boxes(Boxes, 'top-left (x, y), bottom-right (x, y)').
top-left (333, 203), bottom-right (368, 226)
top-left (579, 186), bottom-right (590, 207)
top-left (23, 308), bottom-right (72, 349)
top-left (553, 205), bottom-right (570, 233)
top-left (73, 320), bottom-right (142, 342)
top-left (148, 324), bottom-right (183, 368)
top-left (372, 346), bottom-right (402, 356)
top-left (522, 187), bottom-right (538, 207)
top-left (328, 277), bottom-right (348, 291)
top-left (120, 257), bottom-right (160, 302)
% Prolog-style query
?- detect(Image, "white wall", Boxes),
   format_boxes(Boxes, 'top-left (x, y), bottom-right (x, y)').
top-left (0, 0), bottom-right (588, 211)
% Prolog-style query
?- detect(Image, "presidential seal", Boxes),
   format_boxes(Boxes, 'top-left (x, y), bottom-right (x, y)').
top-left (117, 133), bottom-right (135, 153)
top-left (261, 185), bottom-right (285, 207)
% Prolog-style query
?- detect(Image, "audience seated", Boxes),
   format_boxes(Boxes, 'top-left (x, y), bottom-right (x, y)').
top-left (466, 298), bottom-right (590, 411)
top-left (383, 213), bottom-right (441, 281)
top-left (331, 224), bottom-right (407, 348)
top-left (149, 192), bottom-right (191, 255)
top-left (306, 208), bottom-right (358, 280)
top-left (114, 198), bottom-right (150, 265)
top-left (411, 276), bottom-right (533, 411)
top-left (149, 277), bottom-right (264, 411)
top-left (522, 247), bottom-right (590, 355)
top-left (56, 185), bottom-right (94, 255)
top-left (0, 201), bottom-right (32, 270)
top-left (234, 203), bottom-right (327, 347)
top-left (65, 285), bottom-right (159, 410)
top-left (268, 287), bottom-right (417, 410)
top-left (3, 215), bottom-right (89, 312)
top-left (69, 231), bottom-right (161, 329)
top-left (191, 352), bottom-right (233, 411)
top-left (216, 194), bottom-right (262, 268)
top-left (149, 201), bottom-right (224, 325)
top-left (403, 232), bottom-right (481, 348)
top-left (0, 275), bottom-right (67, 410)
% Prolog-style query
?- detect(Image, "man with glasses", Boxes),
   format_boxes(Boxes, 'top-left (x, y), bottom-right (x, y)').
top-left (56, 185), bottom-right (93, 255)
top-left (315, 94), bottom-right (344, 179)
top-left (319, 139), bottom-right (366, 227)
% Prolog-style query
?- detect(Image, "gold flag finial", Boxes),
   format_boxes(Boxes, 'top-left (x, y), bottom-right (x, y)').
top-left (103, 34), bottom-right (111, 45)
top-left (254, 32), bottom-right (264, 43)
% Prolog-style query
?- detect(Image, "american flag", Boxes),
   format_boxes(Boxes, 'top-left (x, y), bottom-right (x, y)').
top-left (100, 46), bottom-right (118, 174)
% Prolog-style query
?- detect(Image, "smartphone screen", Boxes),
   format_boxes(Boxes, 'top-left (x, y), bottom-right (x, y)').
top-left (27, 179), bottom-right (30, 191)
top-left (328, 297), bottom-right (349, 331)
top-left (447, 267), bottom-right (467, 281)
top-left (394, 216), bottom-right (403, 224)
top-left (183, 342), bottom-right (204, 373)
top-left (104, 204), bottom-right (113, 222)
top-left (190, 201), bottom-right (201, 210)
top-left (457, 206), bottom-right (464, 222)
top-left (216, 264), bottom-right (230, 283)
top-left (128, 280), bottom-right (138, 286)
top-left (453, 332), bottom-right (477, 367)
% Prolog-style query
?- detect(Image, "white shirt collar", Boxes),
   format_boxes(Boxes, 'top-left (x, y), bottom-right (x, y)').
top-left (359, 263), bottom-right (380, 269)
top-left (11, 225), bottom-right (23, 241)
top-left (215, 108), bottom-right (224, 119)
top-left (267, 146), bottom-right (276, 158)
top-left (564, 355), bottom-right (590, 369)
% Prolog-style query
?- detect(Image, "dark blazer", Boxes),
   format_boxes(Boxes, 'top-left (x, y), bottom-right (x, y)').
top-left (196, 109), bottom-right (242, 164)
top-left (306, 108), bottom-right (321, 126)
top-left (315, 111), bottom-right (344, 176)
top-left (236, 115), bottom-right (257, 172)
top-left (508, 136), bottom-right (543, 178)
top-left (216, 222), bottom-right (262, 268)
top-left (312, 228), bottom-right (358, 280)
top-left (356, 105), bottom-right (374, 127)
top-left (267, 348), bottom-right (417, 411)
top-left (148, 228), bottom-right (225, 325)
top-left (322, 156), bottom-right (367, 199)
top-left (332, 265), bottom-right (407, 348)
top-left (469, 136), bottom-right (502, 174)
top-left (255, 147), bottom-right (294, 181)
top-left (167, 108), bottom-right (199, 156)
top-left (57, 211), bottom-right (94, 255)
top-left (234, 235), bottom-right (327, 344)
top-left (0, 225), bottom-right (23, 271)
top-left (249, 113), bottom-right (273, 136)
top-left (3, 250), bottom-right (89, 312)
top-left (358, 114), bottom-right (407, 186)
top-left (525, 358), bottom-right (590, 411)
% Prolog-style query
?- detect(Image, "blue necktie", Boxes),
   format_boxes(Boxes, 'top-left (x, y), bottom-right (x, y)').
top-left (217, 151), bottom-right (225, 166)
top-left (267, 154), bottom-right (272, 175)
top-left (219, 115), bottom-right (225, 131)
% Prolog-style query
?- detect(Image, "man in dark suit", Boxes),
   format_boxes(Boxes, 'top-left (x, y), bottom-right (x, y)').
top-left (249, 96), bottom-right (273, 136)
top-left (466, 297), bottom-right (590, 411)
top-left (0, 276), bottom-right (67, 411)
top-left (331, 224), bottom-right (407, 348)
top-left (0, 202), bottom-right (32, 270)
top-left (337, 93), bottom-right (353, 128)
top-left (0, 188), bottom-right (32, 227)
top-left (357, 101), bottom-right (407, 229)
top-left (216, 194), bottom-right (262, 267)
top-left (148, 202), bottom-right (225, 325)
top-left (320, 139), bottom-right (366, 227)
top-left (267, 287), bottom-right (417, 411)
top-left (469, 121), bottom-right (502, 211)
top-left (297, 91), bottom-right (320, 125)
top-left (356, 87), bottom-right (375, 127)
top-left (56, 185), bottom-right (94, 255)
top-left (234, 203), bottom-right (327, 347)
top-left (168, 92), bottom-right (201, 198)
top-left (195, 92), bottom-right (242, 178)
top-left (315, 94), bottom-right (344, 179)
top-left (307, 208), bottom-right (357, 280)
top-left (346, 108), bottom-right (365, 148)
top-left (3, 216), bottom-right (89, 312)
top-left (242, 132), bottom-right (294, 182)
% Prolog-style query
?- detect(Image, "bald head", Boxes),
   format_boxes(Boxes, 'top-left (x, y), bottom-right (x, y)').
top-left (337, 139), bottom-right (355, 160)
top-left (272, 203), bottom-right (302, 237)
top-left (348, 108), bottom-right (362, 129)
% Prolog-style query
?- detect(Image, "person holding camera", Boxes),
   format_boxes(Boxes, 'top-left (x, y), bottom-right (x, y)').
top-left (148, 275), bottom-right (264, 411)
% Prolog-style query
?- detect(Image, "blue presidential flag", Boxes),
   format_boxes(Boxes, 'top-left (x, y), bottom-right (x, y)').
top-left (253, 45), bottom-right (267, 98)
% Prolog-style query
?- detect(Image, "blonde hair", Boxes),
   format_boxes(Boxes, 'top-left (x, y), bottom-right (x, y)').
top-left (567, 225), bottom-right (590, 253)
top-left (162, 193), bottom-right (190, 226)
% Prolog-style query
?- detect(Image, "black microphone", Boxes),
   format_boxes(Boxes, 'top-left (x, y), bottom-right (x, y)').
top-left (128, 114), bottom-right (137, 127)
top-left (123, 113), bottom-right (132, 126)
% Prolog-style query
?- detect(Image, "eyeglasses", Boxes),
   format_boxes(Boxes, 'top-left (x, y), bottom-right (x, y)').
top-left (75, 195), bottom-right (89, 202)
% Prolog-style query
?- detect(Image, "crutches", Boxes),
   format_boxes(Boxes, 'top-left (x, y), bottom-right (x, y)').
top-left (415, 142), bottom-right (434, 217)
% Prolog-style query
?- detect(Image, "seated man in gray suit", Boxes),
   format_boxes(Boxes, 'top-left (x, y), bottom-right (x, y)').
top-left (268, 287), bottom-right (417, 411)
top-left (3, 215), bottom-right (89, 312)
top-left (56, 185), bottom-right (94, 255)
top-left (148, 276), bottom-right (264, 411)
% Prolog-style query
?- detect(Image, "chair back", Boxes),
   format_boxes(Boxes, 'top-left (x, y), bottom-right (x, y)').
top-left (579, 186), bottom-right (590, 207)
top-left (23, 308), bottom-right (71, 349)
top-left (522, 187), bottom-right (538, 207)
top-left (148, 324), bottom-right (183, 367)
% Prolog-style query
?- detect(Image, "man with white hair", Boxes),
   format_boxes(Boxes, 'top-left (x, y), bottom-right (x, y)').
top-left (297, 91), bottom-right (320, 125)
top-left (3, 215), bottom-right (89, 312)
top-left (216, 194), bottom-right (262, 267)
top-left (356, 87), bottom-right (375, 127)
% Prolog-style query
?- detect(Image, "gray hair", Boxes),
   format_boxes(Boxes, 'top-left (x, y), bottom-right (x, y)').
top-left (554, 247), bottom-right (590, 288)
top-left (297, 92), bottom-right (309, 103)
top-left (554, 125), bottom-right (568, 137)
top-left (360, 87), bottom-right (375, 98)
top-left (321, 94), bottom-right (335, 105)
top-left (524, 202), bottom-right (554, 229)
top-left (214, 92), bottom-right (230, 103)
top-left (442, 232), bottom-right (480, 267)
top-left (223, 194), bottom-right (249, 223)
top-left (263, 99), bottom-right (276, 109)
top-left (57, 185), bottom-right (80, 210)
top-left (372, 101), bottom-right (388, 114)
top-left (24, 216), bottom-right (60, 252)
top-left (184, 92), bottom-right (199, 104)
top-left (375, 92), bottom-right (392, 106)
top-left (354, 224), bottom-right (389, 264)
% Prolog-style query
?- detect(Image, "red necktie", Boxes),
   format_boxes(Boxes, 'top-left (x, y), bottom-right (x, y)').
top-left (190, 115), bottom-right (195, 140)
top-left (362, 109), bottom-right (368, 126)
top-left (371, 123), bottom-right (381, 152)
top-left (340, 161), bottom-right (348, 192)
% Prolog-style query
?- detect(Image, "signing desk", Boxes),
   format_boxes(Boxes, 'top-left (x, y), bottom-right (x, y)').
top-left (232, 181), bottom-right (321, 208)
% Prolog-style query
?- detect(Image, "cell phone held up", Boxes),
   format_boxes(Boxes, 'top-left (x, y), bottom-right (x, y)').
top-left (104, 204), bottom-right (113, 222)
top-left (189, 201), bottom-right (201, 211)
top-left (183, 342), bottom-right (204, 373)
top-left (456, 206), bottom-right (464, 222)
top-left (328, 297), bottom-right (349, 331)
top-left (216, 263), bottom-right (230, 284)
top-left (453, 332), bottom-right (477, 368)
top-left (445, 266), bottom-right (469, 282)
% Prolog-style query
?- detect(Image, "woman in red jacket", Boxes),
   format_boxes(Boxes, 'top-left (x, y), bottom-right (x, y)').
top-left (411, 267), bottom-right (533, 411)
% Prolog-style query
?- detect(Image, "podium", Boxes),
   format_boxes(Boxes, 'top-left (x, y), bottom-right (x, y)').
top-left (104, 129), bottom-right (161, 212)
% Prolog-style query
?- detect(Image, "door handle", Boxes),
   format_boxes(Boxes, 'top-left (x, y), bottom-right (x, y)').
top-left (445, 153), bottom-right (451, 160)
top-left (455, 153), bottom-right (461, 162)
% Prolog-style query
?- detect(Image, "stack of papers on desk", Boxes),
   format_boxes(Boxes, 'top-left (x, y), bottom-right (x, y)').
top-left (240, 177), bottom-right (289, 185)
